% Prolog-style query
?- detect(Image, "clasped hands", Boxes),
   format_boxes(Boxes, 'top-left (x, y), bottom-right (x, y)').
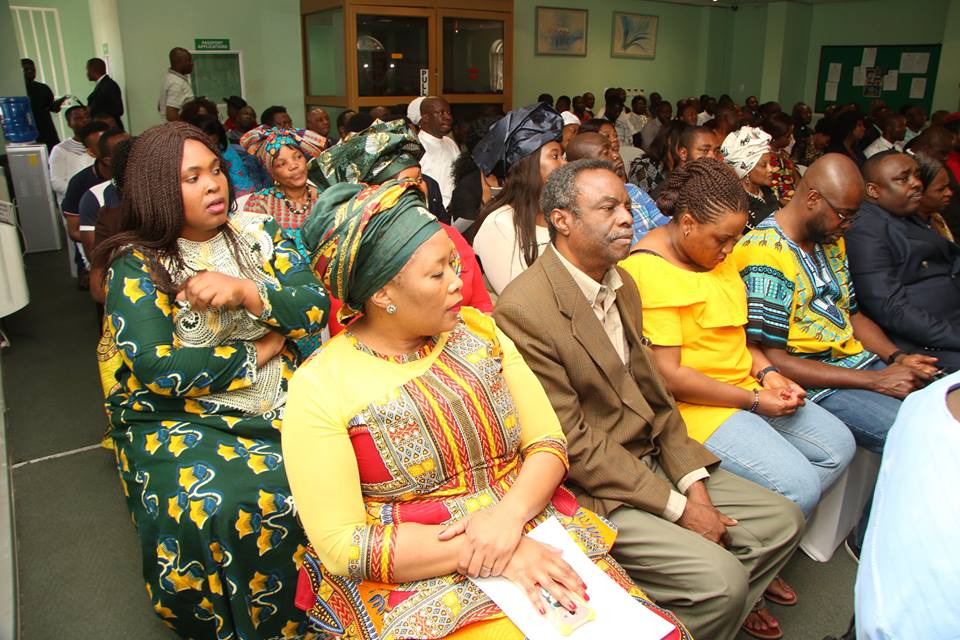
top-left (437, 505), bottom-right (587, 615)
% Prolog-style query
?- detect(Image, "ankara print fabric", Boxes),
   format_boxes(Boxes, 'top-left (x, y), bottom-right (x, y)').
top-left (102, 211), bottom-right (329, 638)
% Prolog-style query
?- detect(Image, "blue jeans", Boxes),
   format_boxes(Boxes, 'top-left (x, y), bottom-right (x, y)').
top-left (704, 401), bottom-right (856, 517)
top-left (816, 360), bottom-right (903, 547)
top-left (815, 361), bottom-right (903, 455)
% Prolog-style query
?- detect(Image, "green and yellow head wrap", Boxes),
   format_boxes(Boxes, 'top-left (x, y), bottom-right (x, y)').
top-left (301, 179), bottom-right (442, 323)
top-left (308, 119), bottom-right (424, 190)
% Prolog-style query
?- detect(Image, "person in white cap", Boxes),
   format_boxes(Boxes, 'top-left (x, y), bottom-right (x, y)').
top-left (406, 96), bottom-right (426, 129)
top-left (560, 110), bottom-right (581, 150)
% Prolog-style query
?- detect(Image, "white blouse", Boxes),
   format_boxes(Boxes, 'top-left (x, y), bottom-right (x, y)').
top-left (472, 204), bottom-right (550, 295)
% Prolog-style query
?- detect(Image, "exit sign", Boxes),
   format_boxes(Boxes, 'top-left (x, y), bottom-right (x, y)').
top-left (194, 38), bottom-right (230, 50)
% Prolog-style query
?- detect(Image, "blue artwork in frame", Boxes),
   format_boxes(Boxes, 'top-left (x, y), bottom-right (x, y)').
top-left (535, 6), bottom-right (588, 57)
top-left (611, 12), bottom-right (658, 59)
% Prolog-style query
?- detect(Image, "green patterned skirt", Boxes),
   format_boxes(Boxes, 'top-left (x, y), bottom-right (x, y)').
top-left (110, 405), bottom-right (318, 639)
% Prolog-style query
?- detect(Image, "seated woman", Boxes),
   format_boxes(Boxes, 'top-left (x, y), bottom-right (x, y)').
top-left (309, 118), bottom-right (493, 329)
top-left (621, 158), bottom-right (856, 639)
top-left (471, 104), bottom-right (566, 295)
top-left (95, 122), bottom-right (330, 638)
top-left (824, 111), bottom-right (867, 168)
top-left (628, 121), bottom-right (688, 195)
top-left (283, 177), bottom-right (689, 640)
top-left (761, 112), bottom-right (801, 204)
top-left (447, 114), bottom-right (504, 232)
top-left (721, 126), bottom-right (779, 229)
top-left (240, 126), bottom-right (328, 355)
top-left (915, 150), bottom-right (956, 242)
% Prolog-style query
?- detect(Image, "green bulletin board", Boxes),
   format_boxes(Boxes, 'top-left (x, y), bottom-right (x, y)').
top-left (815, 44), bottom-right (941, 114)
top-left (189, 52), bottom-right (244, 103)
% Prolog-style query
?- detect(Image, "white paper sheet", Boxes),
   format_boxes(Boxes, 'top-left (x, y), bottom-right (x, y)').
top-left (883, 71), bottom-right (899, 92)
top-left (861, 47), bottom-right (877, 67)
top-left (824, 81), bottom-right (839, 102)
top-left (852, 66), bottom-right (866, 87)
top-left (910, 77), bottom-right (927, 99)
top-left (828, 63), bottom-right (842, 83)
top-left (470, 518), bottom-right (677, 640)
top-left (900, 52), bottom-right (930, 74)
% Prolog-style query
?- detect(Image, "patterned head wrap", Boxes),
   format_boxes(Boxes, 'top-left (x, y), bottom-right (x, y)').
top-left (472, 103), bottom-right (563, 176)
top-left (308, 119), bottom-right (424, 190)
top-left (720, 127), bottom-right (773, 178)
top-left (239, 125), bottom-right (327, 167)
top-left (301, 179), bottom-right (441, 322)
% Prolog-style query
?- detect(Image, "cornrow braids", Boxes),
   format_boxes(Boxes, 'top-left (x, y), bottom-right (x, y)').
top-left (655, 157), bottom-right (748, 224)
top-left (95, 121), bottom-right (245, 294)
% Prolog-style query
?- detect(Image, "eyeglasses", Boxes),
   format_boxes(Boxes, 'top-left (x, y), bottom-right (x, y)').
top-left (811, 188), bottom-right (859, 224)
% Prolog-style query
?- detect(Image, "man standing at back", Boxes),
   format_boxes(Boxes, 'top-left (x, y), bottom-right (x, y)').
top-left (22, 58), bottom-right (65, 149)
top-left (85, 57), bottom-right (123, 123)
top-left (417, 96), bottom-right (459, 210)
top-left (494, 159), bottom-right (804, 639)
top-left (158, 47), bottom-right (194, 122)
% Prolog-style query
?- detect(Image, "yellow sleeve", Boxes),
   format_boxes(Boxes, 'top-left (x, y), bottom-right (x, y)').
top-left (640, 305), bottom-right (684, 346)
top-left (495, 321), bottom-right (568, 469)
top-left (281, 344), bottom-right (396, 582)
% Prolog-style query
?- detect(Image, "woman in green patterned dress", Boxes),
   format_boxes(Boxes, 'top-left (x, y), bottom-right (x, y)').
top-left (96, 122), bottom-right (330, 639)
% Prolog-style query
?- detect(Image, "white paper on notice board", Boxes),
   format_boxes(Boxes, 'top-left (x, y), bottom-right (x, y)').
top-left (828, 63), bottom-right (842, 83)
top-left (910, 77), bottom-right (927, 99)
top-left (861, 48), bottom-right (877, 67)
top-left (900, 52), bottom-right (929, 75)
top-left (824, 81), bottom-right (839, 102)
top-left (852, 66), bottom-right (866, 87)
top-left (883, 71), bottom-right (899, 92)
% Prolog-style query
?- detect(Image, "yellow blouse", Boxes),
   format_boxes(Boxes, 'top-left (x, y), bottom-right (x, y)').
top-left (620, 252), bottom-right (759, 443)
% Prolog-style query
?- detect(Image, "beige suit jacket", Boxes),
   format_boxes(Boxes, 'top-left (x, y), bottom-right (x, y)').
top-left (494, 245), bottom-right (719, 518)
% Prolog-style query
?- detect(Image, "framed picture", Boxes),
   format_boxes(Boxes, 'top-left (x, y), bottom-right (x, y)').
top-left (611, 12), bottom-right (658, 59)
top-left (535, 6), bottom-right (588, 57)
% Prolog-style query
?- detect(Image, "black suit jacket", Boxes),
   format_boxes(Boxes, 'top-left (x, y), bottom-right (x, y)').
top-left (846, 201), bottom-right (960, 351)
top-left (87, 75), bottom-right (124, 120)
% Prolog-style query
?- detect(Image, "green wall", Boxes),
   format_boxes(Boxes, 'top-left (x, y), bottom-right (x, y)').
top-left (10, 0), bottom-right (96, 109)
top-left (727, 5), bottom-right (766, 103)
top-left (512, 0), bottom-right (712, 109)
top-left (117, 0), bottom-right (304, 133)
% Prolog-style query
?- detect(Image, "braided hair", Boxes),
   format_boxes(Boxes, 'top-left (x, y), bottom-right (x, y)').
top-left (655, 157), bottom-right (748, 224)
top-left (95, 121), bottom-right (249, 294)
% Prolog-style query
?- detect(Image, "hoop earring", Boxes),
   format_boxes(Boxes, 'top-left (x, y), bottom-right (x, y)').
top-left (386, 304), bottom-right (398, 315)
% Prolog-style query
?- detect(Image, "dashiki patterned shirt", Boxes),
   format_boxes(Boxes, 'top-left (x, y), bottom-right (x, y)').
top-left (733, 215), bottom-right (877, 401)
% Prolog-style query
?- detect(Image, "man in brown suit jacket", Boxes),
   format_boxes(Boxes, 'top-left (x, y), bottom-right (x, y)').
top-left (494, 159), bottom-right (804, 640)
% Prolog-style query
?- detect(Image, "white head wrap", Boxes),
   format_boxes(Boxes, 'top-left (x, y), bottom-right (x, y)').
top-left (720, 127), bottom-right (773, 178)
top-left (407, 97), bottom-right (426, 125)
top-left (560, 111), bottom-right (581, 128)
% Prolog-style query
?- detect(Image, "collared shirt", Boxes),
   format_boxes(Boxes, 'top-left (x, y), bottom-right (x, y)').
top-left (158, 69), bottom-right (194, 117)
top-left (863, 135), bottom-right (904, 158)
top-left (418, 130), bottom-right (460, 209)
top-left (625, 182), bottom-right (670, 243)
top-left (553, 247), bottom-right (707, 519)
top-left (903, 127), bottom-right (922, 144)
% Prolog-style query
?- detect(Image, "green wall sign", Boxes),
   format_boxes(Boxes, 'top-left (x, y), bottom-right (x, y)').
top-left (194, 38), bottom-right (230, 51)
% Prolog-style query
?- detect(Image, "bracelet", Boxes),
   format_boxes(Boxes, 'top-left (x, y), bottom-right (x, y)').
top-left (748, 389), bottom-right (761, 413)
top-left (886, 350), bottom-right (907, 365)
top-left (756, 365), bottom-right (780, 383)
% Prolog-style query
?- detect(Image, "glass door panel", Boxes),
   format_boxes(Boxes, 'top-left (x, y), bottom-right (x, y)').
top-left (356, 13), bottom-right (429, 97)
top-left (441, 17), bottom-right (505, 95)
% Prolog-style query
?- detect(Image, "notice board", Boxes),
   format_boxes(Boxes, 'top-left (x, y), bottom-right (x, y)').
top-left (815, 44), bottom-right (940, 114)
top-left (189, 51), bottom-right (245, 105)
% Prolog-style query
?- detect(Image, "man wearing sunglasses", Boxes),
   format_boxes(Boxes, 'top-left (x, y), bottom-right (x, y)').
top-left (846, 150), bottom-right (960, 373)
top-left (733, 153), bottom-right (940, 559)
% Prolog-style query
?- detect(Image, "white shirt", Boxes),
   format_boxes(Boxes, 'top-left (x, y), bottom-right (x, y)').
top-left (472, 204), bottom-right (550, 295)
top-left (158, 69), bottom-right (194, 118)
top-left (48, 138), bottom-right (94, 205)
top-left (863, 136), bottom-right (904, 158)
top-left (696, 111), bottom-right (712, 126)
top-left (417, 130), bottom-right (460, 208)
top-left (640, 119), bottom-right (662, 153)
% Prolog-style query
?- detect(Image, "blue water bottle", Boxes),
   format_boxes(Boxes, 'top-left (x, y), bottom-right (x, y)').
top-left (0, 96), bottom-right (39, 144)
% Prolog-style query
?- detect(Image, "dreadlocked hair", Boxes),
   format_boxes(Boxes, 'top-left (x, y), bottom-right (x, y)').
top-left (94, 121), bottom-right (250, 295)
top-left (655, 157), bottom-right (748, 224)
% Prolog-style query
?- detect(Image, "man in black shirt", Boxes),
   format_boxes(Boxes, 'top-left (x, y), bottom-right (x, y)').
top-left (85, 57), bottom-right (124, 122)
top-left (22, 58), bottom-right (66, 149)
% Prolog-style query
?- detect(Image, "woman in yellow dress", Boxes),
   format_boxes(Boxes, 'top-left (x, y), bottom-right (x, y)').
top-left (621, 158), bottom-right (856, 639)
top-left (282, 178), bottom-right (690, 639)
